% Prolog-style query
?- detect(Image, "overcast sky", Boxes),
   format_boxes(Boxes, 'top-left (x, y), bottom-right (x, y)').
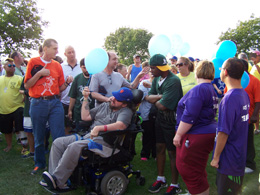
top-left (36, 0), bottom-right (259, 62)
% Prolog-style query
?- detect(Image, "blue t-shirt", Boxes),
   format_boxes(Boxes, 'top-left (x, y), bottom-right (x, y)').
top-left (212, 78), bottom-right (225, 98)
top-left (176, 83), bottom-right (218, 134)
top-left (130, 65), bottom-right (142, 82)
top-left (214, 88), bottom-right (249, 176)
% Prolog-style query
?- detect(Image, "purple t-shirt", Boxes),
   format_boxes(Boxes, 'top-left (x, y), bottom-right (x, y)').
top-left (215, 88), bottom-right (249, 176)
top-left (176, 83), bottom-right (218, 134)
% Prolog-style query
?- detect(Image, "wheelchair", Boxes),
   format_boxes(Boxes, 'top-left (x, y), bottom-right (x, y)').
top-left (70, 89), bottom-right (146, 195)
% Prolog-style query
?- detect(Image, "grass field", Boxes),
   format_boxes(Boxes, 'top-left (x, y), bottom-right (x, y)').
top-left (0, 132), bottom-right (259, 195)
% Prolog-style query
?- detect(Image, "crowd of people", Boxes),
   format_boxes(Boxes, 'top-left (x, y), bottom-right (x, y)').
top-left (0, 38), bottom-right (260, 195)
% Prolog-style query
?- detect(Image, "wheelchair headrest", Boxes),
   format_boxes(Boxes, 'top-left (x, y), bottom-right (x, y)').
top-left (131, 89), bottom-right (143, 104)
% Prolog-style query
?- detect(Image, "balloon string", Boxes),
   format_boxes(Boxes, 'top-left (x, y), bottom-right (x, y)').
top-left (86, 74), bottom-right (92, 86)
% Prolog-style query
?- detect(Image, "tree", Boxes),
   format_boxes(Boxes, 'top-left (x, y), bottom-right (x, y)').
top-left (0, 0), bottom-right (48, 56)
top-left (217, 14), bottom-right (260, 55)
top-left (104, 27), bottom-right (153, 65)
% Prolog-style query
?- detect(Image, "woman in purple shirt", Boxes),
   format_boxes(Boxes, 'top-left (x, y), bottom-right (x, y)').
top-left (173, 60), bottom-right (218, 195)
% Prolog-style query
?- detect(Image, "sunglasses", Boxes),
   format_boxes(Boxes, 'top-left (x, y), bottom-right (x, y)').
top-left (176, 63), bottom-right (185, 67)
top-left (107, 75), bottom-right (112, 85)
top-left (8, 64), bottom-right (16, 67)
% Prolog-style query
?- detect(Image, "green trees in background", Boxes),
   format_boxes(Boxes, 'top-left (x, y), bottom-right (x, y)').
top-left (104, 27), bottom-right (153, 65)
top-left (0, 0), bottom-right (48, 56)
top-left (218, 14), bottom-right (260, 55)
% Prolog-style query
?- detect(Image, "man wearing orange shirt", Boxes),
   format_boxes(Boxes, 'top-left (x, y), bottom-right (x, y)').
top-left (24, 39), bottom-right (73, 175)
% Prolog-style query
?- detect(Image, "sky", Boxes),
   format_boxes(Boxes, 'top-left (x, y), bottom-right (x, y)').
top-left (35, 0), bottom-right (259, 62)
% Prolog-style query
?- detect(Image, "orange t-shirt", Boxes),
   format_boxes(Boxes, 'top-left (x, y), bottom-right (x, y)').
top-left (224, 74), bottom-right (260, 118)
top-left (24, 57), bottom-right (65, 98)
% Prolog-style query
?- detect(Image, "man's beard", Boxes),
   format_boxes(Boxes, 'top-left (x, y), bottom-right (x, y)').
top-left (109, 101), bottom-right (122, 110)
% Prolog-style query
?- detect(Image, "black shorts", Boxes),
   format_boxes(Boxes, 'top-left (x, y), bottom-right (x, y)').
top-left (155, 113), bottom-right (176, 151)
top-left (216, 172), bottom-right (243, 195)
top-left (62, 103), bottom-right (73, 127)
top-left (0, 107), bottom-right (24, 134)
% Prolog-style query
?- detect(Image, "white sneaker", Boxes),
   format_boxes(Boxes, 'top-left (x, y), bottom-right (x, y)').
top-left (245, 167), bottom-right (254, 174)
top-left (180, 189), bottom-right (191, 195)
top-left (254, 129), bottom-right (260, 135)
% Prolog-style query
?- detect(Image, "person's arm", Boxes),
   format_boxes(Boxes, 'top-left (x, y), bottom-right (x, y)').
top-left (81, 87), bottom-right (93, 121)
top-left (68, 98), bottom-right (76, 121)
top-left (126, 65), bottom-right (132, 81)
top-left (90, 121), bottom-right (127, 139)
top-left (250, 102), bottom-right (260, 123)
top-left (59, 76), bottom-right (73, 92)
top-left (24, 64), bottom-right (50, 89)
top-left (129, 67), bottom-right (149, 89)
top-left (91, 92), bottom-right (112, 103)
top-left (173, 121), bottom-right (193, 147)
top-left (210, 132), bottom-right (228, 168)
top-left (213, 83), bottom-right (222, 95)
top-left (145, 94), bottom-right (162, 104)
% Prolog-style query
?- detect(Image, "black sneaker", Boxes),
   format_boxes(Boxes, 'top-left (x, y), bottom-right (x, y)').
top-left (164, 185), bottom-right (182, 195)
top-left (22, 152), bottom-right (34, 158)
top-left (39, 179), bottom-right (48, 187)
top-left (42, 171), bottom-right (57, 190)
top-left (31, 166), bottom-right (46, 175)
top-left (148, 180), bottom-right (168, 193)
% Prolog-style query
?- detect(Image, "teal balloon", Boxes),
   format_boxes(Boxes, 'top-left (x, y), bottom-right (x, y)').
top-left (179, 42), bottom-right (190, 56)
top-left (241, 71), bottom-right (250, 89)
top-left (170, 34), bottom-right (183, 55)
top-left (148, 34), bottom-right (171, 56)
top-left (85, 48), bottom-right (108, 75)
top-left (212, 58), bottom-right (224, 78)
top-left (216, 40), bottom-right (237, 61)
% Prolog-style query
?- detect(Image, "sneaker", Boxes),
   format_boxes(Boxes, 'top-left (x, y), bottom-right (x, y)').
top-left (22, 151), bottom-right (34, 158)
top-left (42, 171), bottom-right (57, 190)
top-left (164, 185), bottom-right (182, 195)
top-left (245, 167), bottom-right (254, 174)
top-left (141, 157), bottom-right (148, 161)
top-left (254, 129), bottom-right (260, 135)
top-left (21, 147), bottom-right (28, 155)
top-left (148, 180), bottom-right (168, 193)
top-left (39, 179), bottom-right (48, 187)
top-left (31, 166), bottom-right (46, 175)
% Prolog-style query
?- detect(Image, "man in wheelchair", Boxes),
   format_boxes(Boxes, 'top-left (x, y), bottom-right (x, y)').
top-left (41, 87), bottom-right (136, 191)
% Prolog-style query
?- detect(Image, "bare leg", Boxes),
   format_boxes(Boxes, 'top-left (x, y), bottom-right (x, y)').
top-left (3, 133), bottom-right (12, 152)
top-left (156, 143), bottom-right (166, 176)
top-left (27, 132), bottom-right (35, 153)
top-left (168, 150), bottom-right (179, 184)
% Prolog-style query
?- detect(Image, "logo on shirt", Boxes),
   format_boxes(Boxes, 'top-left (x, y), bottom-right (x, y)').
top-left (41, 76), bottom-right (55, 95)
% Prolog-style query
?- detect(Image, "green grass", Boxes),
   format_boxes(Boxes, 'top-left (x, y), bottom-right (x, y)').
top-left (0, 132), bottom-right (259, 195)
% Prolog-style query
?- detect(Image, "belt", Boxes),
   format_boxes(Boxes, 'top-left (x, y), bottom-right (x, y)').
top-left (37, 95), bottom-right (59, 100)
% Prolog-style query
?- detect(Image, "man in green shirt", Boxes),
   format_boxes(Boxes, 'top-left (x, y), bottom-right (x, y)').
top-left (68, 58), bottom-right (94, 130)
top-left (146, 54), bottom-right (183, 195)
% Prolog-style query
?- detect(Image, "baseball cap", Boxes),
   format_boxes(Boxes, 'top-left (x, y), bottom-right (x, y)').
top-left (112, 87), bottom-right (133, 102)
top-left (188, 57), bottom-right (195, 62)
top-left (150, 54), bottom-right (171, 71)
top-left (170, 56), bottom-right (178, 61)
top-left (133, 54), bottom-right (141, 58)
top-left (253, 50), bottom-right (260, 56)
top-left (195, 58), bottom-right (200, 62)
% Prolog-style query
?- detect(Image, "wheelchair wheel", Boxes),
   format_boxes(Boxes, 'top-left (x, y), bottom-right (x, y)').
top-left (100, 170), bottom-right (128, 195)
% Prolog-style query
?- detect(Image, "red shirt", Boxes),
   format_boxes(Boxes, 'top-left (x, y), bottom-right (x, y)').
top-left (24, 57), bottom-right (65, 98)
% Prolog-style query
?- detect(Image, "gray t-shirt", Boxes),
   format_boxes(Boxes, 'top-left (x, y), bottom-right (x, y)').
top-left (89, 102), bottom-right (133, 129)
top-left (89, 71), bottom-right (130, 106)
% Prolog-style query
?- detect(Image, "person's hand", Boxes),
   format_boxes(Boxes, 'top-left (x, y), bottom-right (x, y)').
top-left (107, 96), bottom-right (114, 102)
top-left (250, 115), bottom-right (257, 124)
top-left (173, 134), bottom-right (182, 147)
top-left (137, 67), bottom-right (150, 79)
top-left (90, 126), bottom-right (102, 139)
top-left (210, 158), bottom-right (219, 168)
top-left (217, 89), bottom-right (222, 95)
top-left (39, 64), bottom-right (50, 77)
top-left (82, 86), bottom-right (90, 98)
top-left (66, 75), bottom-right (73, 84)
top-left (68, 110), bottom-right (73, 120)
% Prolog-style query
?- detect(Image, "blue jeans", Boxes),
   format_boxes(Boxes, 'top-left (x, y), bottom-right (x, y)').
top-left (30, 97), bottom-right (65, 168)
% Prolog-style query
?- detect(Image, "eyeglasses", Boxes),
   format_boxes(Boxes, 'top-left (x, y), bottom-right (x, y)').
top-left (219, 67), bottom-right (226, 71)
top-left (176, 63), bottom-right (184, 67)
top-left (108, 75), bottom-right (112, 85)
top-left (8, 64), bottom-right (15, 67)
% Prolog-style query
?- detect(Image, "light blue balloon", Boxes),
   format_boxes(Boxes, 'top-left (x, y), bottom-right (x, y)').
top-left (85, 48), bottom-right (109, 75)
top-left (179, 42), bottom-right (190, 56)
top-left (241, 71), bottom-right (250, 89)
top-left (170, 34), bottom-right (183, 55)
top-left (216, 40), bottom-right (237, 61)
top-left (148, 34), bottom-right (171, 56)
top-left (212, 58), bottom-right (224, 78)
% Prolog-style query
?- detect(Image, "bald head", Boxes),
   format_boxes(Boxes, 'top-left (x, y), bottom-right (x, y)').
top-left (64, 45), bottom-right (76, 64)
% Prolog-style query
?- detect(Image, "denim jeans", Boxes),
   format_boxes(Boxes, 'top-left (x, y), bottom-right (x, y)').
top-left (30, 97), bottom-right (65, 168)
